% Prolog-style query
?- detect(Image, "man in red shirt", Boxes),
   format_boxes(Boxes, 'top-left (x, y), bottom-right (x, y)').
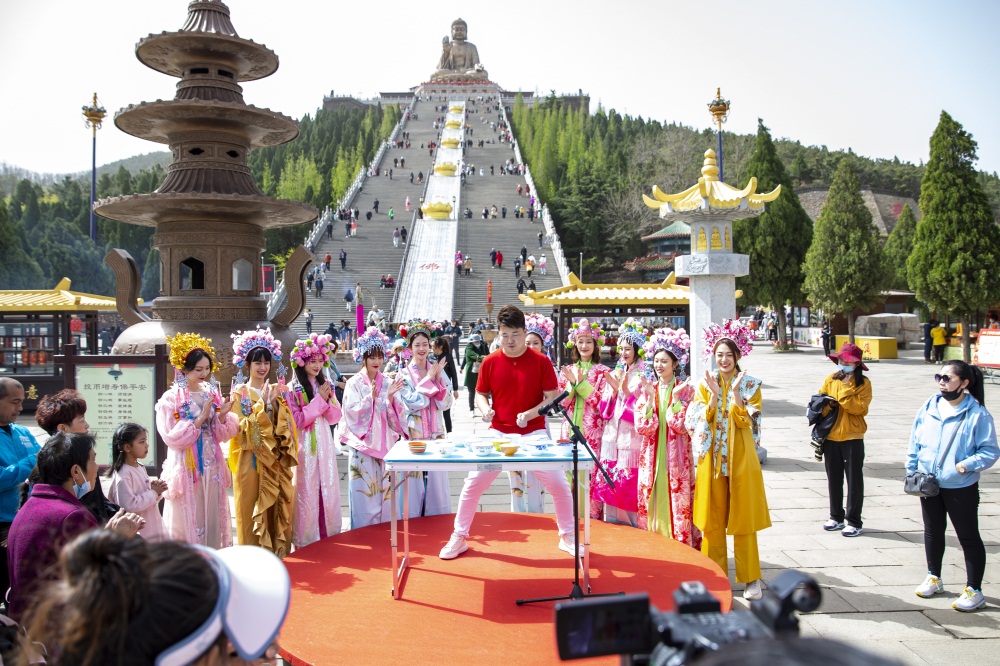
top-left (439, 306), bottom-right (575, 559)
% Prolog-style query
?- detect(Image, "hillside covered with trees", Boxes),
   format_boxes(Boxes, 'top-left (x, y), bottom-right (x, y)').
top-left (0, 103), bottom-right (400, 299)
top-left (509, 93), bottom-right (1000, 275)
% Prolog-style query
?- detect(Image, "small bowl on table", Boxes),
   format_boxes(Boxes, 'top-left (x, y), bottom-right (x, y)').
top-left (501, 443), bottom-right (520, 457)
top-left (526, 442), bottom-right (550, 456)
top-left (437, 443), bottom-right (453, 457)
top-left (408, 441), bottom-right (427, 454)
top-left (492, 438), bottom-right (511, 452)
top-left (472, 443), bottom-right (494, 457)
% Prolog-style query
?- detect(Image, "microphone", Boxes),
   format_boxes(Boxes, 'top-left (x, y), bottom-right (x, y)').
top-left (538, 390), bottom-right (570, 416)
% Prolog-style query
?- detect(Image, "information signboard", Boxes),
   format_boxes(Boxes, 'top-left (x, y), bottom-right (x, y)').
top-left (974, 329), bottom-right (1000, 368)
top-left (75, 364), bottom-right (157, 467)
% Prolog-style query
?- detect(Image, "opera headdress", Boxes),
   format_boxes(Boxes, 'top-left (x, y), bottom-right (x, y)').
top-left (566, 318), bottom-right (605, 348)
top-left (354, 326), bottom-right (391, 364)
top-left (524, 313), bottom-right (555, 349)
top-left (702, 319), bottom-right (754, 361)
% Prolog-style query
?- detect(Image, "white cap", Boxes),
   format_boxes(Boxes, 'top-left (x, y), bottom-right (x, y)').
top-left (156, 545), bottom-right (290, 666)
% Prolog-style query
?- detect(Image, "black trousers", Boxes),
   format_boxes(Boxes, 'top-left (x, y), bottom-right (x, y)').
top-left (442, 408), bottom-right (453, 434)
top-left (921, 483), bottom-right (986, 589)
top-left (824, 438), bottom-right (865, 527)
top-left (467, 386), bottom-right (476, 411)
top-left (933, 344), bottom-right (946, 362)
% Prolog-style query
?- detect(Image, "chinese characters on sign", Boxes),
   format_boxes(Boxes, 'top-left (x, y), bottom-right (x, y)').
top-left (417, 261), bottom-right (446, 273)
top-left (76, 365), bottom-right (157, 467)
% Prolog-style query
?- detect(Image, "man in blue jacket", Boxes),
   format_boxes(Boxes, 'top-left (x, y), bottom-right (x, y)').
top-left (0, 378), bottom-right (41, 606)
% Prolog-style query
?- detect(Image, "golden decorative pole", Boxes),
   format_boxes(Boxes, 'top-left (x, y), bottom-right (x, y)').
top-left (82, 93), bottom-right (107, 242)
top-left (707, 87), bottom-right (730, 181)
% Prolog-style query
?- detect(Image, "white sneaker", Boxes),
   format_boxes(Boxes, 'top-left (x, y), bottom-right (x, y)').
top-left (439, 533), bottom-right (468, 560)
top-left (841, 525), bottom-right (863, 537)
top-left (953, 587), bottom-right (986, 612)
top-left (823, 519), bottom-right (845, 531)
top-left (743, 579), bottom-right (764, 600)
top-left (558, 535), bottom-right (576, 555)
top-left (915, 574), bottom-right (944, 598)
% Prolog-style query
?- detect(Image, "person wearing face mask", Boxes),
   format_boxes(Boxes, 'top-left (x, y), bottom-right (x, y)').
top-left (6, 432), bottom-right (143, 620)
top-left (908, 360), bottom-right (999, 612)
top-left (818, 343), bottom-right (873, 538)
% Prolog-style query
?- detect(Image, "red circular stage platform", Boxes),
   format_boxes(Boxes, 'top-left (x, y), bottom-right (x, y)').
top-left (280, 513), bottom-right (730, 665)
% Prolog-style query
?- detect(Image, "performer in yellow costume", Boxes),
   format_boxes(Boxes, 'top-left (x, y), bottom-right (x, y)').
top-left (685, 319), bottom-right (770, 601)
top-left (229, 327), bottom-right (297, 557)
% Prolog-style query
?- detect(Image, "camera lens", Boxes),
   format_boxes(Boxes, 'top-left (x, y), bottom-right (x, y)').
top-left (790, 582), bottom-right (821, 613)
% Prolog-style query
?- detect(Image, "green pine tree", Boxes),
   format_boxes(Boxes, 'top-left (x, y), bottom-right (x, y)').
top-left (803, 157), bottom-right (894, 343)
top-left (884, 204), bottom-right (916, 290)
top-left (734, 120), bottom-right (813, 345)
top-left (0, 200), bottom-right (45, 289)
top-left (907, 111), bottom-right (1000, 361)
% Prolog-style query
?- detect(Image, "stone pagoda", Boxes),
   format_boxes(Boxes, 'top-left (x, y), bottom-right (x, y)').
top-left (96, 0), bottom-right (315, 383)
top-left (644, 149), bottom-right (780, 379)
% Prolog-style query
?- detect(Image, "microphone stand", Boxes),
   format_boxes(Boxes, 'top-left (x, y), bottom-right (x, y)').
top-left (516, 402), bottom-right (623, 606)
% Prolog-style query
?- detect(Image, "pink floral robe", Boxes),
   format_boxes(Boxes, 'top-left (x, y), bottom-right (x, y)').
top-left (155, 386), bottom-right (238, 548)
top-left (593, 361), bottom-right (645, 517)
top-left (635, 379), bottom-right (701, 548)
top-left (558, 362), bottom-right (610, 519)
top-left (289, 376), bottom-right (344, 547)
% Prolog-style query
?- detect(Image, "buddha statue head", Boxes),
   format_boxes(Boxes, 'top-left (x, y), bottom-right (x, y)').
top-left (451, 18), bottom-right (468, 41)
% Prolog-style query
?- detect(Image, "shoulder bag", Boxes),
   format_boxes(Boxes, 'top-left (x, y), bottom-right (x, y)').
top-left (904, 412), bottom-right (967, 497)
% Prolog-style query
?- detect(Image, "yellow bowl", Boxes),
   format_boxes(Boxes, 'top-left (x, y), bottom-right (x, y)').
top-left (501, 444), bottom-right (519, 457)
top-left (492, 439), bottom-right (509, 452)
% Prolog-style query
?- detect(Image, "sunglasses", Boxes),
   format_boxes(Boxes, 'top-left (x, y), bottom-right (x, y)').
top-left (934, 374), bottom-right (957, 383)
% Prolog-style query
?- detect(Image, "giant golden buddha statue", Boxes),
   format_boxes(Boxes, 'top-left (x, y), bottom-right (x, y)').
top-left (430, 18), bottom-right (489, 82)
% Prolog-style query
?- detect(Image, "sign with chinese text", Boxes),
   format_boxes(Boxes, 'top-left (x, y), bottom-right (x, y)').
top-left (75, 364), bottom-right (157, 467)
top-left (975, 329), bottom-right (1000, 368)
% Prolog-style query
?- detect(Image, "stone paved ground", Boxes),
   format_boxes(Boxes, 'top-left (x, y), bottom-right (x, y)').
top-left (24, 342), bottom-right (996, 662)
top-left (415, 343), bottom-right (1000, 663)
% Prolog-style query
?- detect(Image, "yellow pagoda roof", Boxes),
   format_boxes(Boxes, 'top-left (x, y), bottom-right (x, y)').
top-left (0, 278), bottom-right (127, 312)
top-left (643, 149), bottom-right (781, 216)
top-left (520, 272), bottom-right (692, 306)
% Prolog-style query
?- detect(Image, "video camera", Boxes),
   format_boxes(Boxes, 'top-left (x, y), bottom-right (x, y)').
top-left (555, 570), bottom-right (821, 665)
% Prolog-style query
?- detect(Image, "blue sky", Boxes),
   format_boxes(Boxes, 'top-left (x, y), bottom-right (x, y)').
top-left (1, 0), bottom-right (997, 177)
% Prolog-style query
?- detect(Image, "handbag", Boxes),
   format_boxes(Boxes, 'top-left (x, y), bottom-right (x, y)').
top-left (904, 412), bottom-right (966, 497)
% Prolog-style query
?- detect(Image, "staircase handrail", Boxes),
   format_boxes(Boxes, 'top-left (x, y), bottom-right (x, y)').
top-left (267, 97), bottom-right (417, 321)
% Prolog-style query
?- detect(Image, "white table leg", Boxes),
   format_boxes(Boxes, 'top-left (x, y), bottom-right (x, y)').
top-left (390, 470), bottom-right (399, 599)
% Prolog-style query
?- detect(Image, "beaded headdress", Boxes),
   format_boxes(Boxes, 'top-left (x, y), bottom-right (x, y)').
top-left (354, 326), bottom-right (391, 363)
top-left (702, 319), bottom-right (754, 361)
top-left (231, 327), bottom-right (284, 385)
top-left (566, 318), bottom-right (605, 348)
top-left (524, 313), bottom-right (555, 349)
top-left (398, 319), bottom-right (441, 344)
top-left (166, 332), bottom-right (215, 372)
top-left (291, 333), bottom-right (336, 368)
top-left (616, 318), bottom-right (648, 355)
top-left (643, 327), bottom-right (692, 368)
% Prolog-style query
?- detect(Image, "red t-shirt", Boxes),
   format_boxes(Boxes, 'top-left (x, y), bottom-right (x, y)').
top-left (476, 346), bottom-right (557, 434)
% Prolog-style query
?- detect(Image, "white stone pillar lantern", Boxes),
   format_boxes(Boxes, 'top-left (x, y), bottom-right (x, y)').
top-left (643, 149), bottom-right (780, 380)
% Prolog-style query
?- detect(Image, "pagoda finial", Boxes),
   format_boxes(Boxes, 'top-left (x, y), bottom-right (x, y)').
top-left (701, 150), bottom-right (719, 182)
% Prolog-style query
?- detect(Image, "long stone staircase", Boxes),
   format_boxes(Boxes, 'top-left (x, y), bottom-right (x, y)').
top-left (290, 100), bottom-right (439, 340)
top-left (453, 102), bottom-right (559, 324)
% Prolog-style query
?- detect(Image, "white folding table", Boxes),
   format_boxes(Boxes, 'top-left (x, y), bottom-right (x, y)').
top-left (383, 439), bottom-right (596, 600)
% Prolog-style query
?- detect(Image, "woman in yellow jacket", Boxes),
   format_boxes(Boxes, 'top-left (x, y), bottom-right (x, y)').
top-left (820, 342), bottom-right (872, 538)
top-left (686, 320), bottom-right (770, 600)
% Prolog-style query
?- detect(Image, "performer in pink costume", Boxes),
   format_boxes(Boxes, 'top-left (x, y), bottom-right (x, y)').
top-left (288, 333), bottom-right (344, 547)
top-left (635, 327), bottom-right (700, 547)
top-left (557, 318), bottom-right (611, 518)
top-left (397, 320), bottom-right (452, 518)
top-left (156, 333), bottom-right (238, 548)
top-left (594, 318), bottom-right (647, 527)
top-left (340, 327), bottom-right (409, 528)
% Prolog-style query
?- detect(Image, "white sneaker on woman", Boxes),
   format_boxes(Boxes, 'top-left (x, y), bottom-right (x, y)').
top-left (915, 574), bottom-right (944, 598)
top-left (743, 579), bottom-right (764, 601)
top-left (953, 587), bottom-right (986, 612)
